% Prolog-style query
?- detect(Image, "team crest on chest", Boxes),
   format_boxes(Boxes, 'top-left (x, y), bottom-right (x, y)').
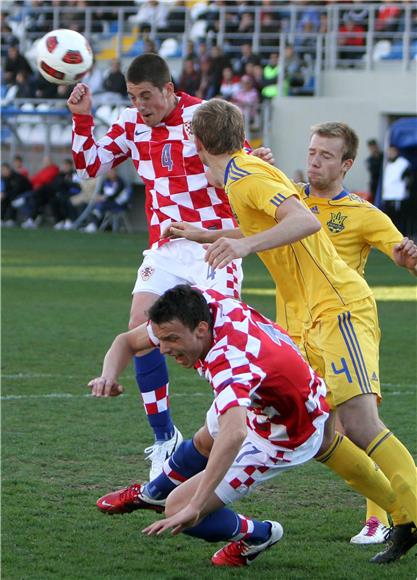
top-left (183, 121), bottom-right (194, 140)
top-left (140, 265), bottom-right (155, 281)
top-left (327, 211), bottom-right (347, 233)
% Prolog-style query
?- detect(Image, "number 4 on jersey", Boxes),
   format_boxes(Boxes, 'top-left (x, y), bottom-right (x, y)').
top-left (161, 143), bottom-right (173, 171)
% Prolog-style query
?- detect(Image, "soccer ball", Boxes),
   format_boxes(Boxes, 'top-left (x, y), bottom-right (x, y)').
top-left (36, 29), bottom-right (93, 85)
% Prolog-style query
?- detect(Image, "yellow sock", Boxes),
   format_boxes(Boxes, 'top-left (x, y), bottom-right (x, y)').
top-left (367, 429), bottom-right (417, 524)
top-left (365, 498), bottom-right (390, 526)
top-left (316, 433), bottom-right (409, 525)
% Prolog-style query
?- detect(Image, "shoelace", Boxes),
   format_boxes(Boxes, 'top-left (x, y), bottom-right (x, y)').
top-left (223, 541), bottom-right (252, 557)
top-left (144, 443), bottom-right (169, 463)
top-left (119, 484), bottom-right (141, 504)
top-left (364, 517), bottom-right (385, 537)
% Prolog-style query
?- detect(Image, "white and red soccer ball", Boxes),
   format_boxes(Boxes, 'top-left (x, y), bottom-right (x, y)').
top-left (36, 29), bottom-right (93, 85)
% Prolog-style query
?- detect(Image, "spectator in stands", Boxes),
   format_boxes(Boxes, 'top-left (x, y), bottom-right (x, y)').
top-left (22, 157), bottom-right (60, 229)
top-left (33, 72), bottom-right (59, 99)
top-left (103, 59), bottom-right (127, 98)
top-left (261, 52), bottom-right (279, 99)
top-left (382, 145), bottom-right (412, 234)
top-left (1, 162), bottom-right (33, 227)
top-left (366, 139), bottom-right (383, 202)
top-left (341, 4), bottom-right (369, 29)
top-left (232, 74), bottom-right (260, 126)
top-left (12, 155), bottom-right (29, 178)
top-left (208, 45), bottom-right (232, 96)
top-left (252, 64), bottom-right (266, 99)
top-left (259, 11), bottom-right (281, 50)
top-left (296, 2), bottom-right (321, 32)
top-left (164, 0), bottom-right (186, 34)
top-left (0, 12), bottom-right (18, 57)
top-left (4, 44), bottom-right (33, 86)
top-left (195, 56), bottom-right (217, 100)
top-left (296, 20), bottom-right (317, 59)
top-left (183, 39), bottom-right (197, 63)
top-left (50, 159), bottom-right (82, 230)
top-left (219, 66), bottom-right (241, 101)
top-left (25, 0), bottom-right (57, 38)
top-left (129, 0), bottom-right (169, 33)
top-left (177, 58), bottom-right (200, 96)
top-left (82, 169), bottom-right (126, 233)
top-left (283, 44), bottom-right (306, 93)
top-left (338, 17), bottom-right (366, 62)
top-left (237, 11), bottom-right (255, 36)
top-left (234, 42), bottom-right (261, 77)
top-left (11, 70), bottom-right (35, 99)
top-left (319, 12), bottom-right (328, 34)
top-left (376, 4), bottom-right (401, 34)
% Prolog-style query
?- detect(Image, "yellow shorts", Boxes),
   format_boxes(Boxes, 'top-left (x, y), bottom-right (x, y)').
top-left (301, 296), bottom-right (381, 409)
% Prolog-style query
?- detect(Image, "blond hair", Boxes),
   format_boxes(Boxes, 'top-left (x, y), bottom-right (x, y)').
top-left (311, 122), bottom-right (359, 161)
top-left (192, 99), bottom-right (245, 155)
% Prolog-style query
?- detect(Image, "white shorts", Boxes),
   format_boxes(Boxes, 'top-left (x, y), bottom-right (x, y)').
top-left (132, 238), bottom-right (243, 298)
top-left (205, 401), bottom-right (325, 505)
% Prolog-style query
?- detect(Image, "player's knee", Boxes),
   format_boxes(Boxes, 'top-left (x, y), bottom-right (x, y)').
top-left (193, 427), bottom-right (214, 457)
top-left (342, 414), bottom-right (385, 449)
top-left (164, 488), bottom-right (185, 517)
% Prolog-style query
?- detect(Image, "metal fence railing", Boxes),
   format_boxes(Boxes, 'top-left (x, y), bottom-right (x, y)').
top-left (3, 2), bottom-right (416, 73)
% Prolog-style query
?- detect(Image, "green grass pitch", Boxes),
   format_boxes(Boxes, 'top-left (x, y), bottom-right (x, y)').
top-left (2, 228), bottom-right (416, 579)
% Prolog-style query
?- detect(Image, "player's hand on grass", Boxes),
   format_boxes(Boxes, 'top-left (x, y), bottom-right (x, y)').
top-left (142, 504), bottom-right (201, 536)
top-left (88, 377), bottom-right (124, 397)
top-left (204, 237), bottom-right (250, 269)
top-left (252, 146), bottom-right (275, 166)
top-left (393, 237), bottom-right (417, 272)
top-left (67, 83), bottom-right (92, 115)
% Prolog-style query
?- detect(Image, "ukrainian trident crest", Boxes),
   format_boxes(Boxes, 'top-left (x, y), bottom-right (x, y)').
top-left (327, 212), bottom-right (347, 233)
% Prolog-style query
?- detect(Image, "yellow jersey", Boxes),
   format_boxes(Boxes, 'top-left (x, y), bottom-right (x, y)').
top-left (299, 184), bottom-right (403, 276)
top-left (224, 150), bottom-right (372, 329)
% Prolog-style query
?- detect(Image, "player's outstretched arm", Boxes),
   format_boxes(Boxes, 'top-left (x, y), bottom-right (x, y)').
top-left (143, 406), bottom-right (247, 536)
top-left (205, 195), bottom-right (321, 269)
top-left (392, 237), bottom-right (417, 276)
top-left (67, 83), bottom-right (92, 116)
top-left (88, 323), bottom-right (151, 397)
top-left (162, 221), bottom-right (243, 243)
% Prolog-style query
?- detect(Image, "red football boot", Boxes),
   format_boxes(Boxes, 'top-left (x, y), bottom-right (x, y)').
top-left (211, 521), bottom-right (283, 567)
top-left (96, 483), bottom-right (165, 515)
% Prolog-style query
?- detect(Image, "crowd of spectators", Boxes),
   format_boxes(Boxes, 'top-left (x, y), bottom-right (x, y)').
top-left (1, 153), bottom-right (134, 233)
top-left (1, 1), bottom-right (413, 104)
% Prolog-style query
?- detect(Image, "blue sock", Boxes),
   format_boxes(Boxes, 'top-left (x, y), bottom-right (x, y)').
top-left (185, 510), bottom-right (272, 543)
top-left (134, 351), bottom-right (174, 441)
top-left (145, 439), bottom-right (208, 500)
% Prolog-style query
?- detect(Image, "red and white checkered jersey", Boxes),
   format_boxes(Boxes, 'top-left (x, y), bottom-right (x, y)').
top-left (148, 288), bottom-right (328, 457)
top-left (71, 92), bottom-right (238, 247)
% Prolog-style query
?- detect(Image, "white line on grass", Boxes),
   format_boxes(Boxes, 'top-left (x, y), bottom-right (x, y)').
top-left (1, 389), bottom-right (414, 401)
top-left (1, 392), bottom-right (210, 400)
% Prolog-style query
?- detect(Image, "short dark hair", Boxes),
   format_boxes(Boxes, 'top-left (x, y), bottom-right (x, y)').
top-left (126, 54), bottom-right (172, 89)
top-left (148, 285), bottom-right (211, 331)
top-left (367, 139), bottom-right (378, 147)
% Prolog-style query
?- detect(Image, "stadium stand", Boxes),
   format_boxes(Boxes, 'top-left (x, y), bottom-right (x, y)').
top-left (1, 2), bottom-right (416, 231)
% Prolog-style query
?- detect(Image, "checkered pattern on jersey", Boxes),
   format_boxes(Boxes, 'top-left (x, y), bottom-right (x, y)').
top-left (141, 384), bottom-right (169, 415)
top-left (229, 464), bottom-right (271, 495)
top-left (225, 262), bottom-right (240, 299)
top-left (196, 289), bottom-right (328, 454)
top-left (72, 92), bottom-right (238, 247)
